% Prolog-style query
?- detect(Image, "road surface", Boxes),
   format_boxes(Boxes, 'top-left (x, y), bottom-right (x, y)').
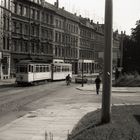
top-left (0, 81), bottom-right (140, 139)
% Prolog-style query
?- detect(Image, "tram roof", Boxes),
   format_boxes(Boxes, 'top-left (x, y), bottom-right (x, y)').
top-left (53, 62), bottom-right (72, 66)
top-left (18, 60), bottom-right (49, 65)
top-left (17, 60), bottom-right (72, 66)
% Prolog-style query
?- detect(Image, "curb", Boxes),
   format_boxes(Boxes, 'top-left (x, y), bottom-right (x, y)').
top-left (76, 87), bottom-right (138, 93)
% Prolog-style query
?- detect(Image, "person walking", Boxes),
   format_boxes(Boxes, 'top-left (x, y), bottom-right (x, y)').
top-left (66, 74), bottom-right (71, 85)
top-left (95, 75), bottom-right (101, 95)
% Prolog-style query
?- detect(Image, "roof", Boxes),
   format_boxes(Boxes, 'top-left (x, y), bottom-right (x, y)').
top-left (44, 1), bottom-right (79, 22)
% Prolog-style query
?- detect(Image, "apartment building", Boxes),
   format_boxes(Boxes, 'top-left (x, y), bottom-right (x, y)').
top-left (0, 0), bottom-right (120, 79)
top-left (0, 0), bottom-right (11, 79)
top-left (79, 17), bottom-right (95, 73)
top-left (10, 0), bottom-right (54, 76)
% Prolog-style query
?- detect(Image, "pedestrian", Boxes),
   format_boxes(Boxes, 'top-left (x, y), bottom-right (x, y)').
top-left (66, 74), bottom-right (71, 85)
top-left (95, 75), bottom-right (101, 95)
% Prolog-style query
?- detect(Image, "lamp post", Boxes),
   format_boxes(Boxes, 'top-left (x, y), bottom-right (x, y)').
top-left (101, 0), bottom-right (113, 123)
top-left (81, 54), bottom-right (84, 87)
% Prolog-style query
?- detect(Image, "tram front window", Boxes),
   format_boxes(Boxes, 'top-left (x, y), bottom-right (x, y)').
top-left (17, 65), bottom-right (27, 73)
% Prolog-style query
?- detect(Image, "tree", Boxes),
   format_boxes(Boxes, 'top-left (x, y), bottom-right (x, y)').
top-left (131, 20), bottom-right (140, 44)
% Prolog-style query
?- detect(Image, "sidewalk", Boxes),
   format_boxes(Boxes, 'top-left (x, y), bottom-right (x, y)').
top-left (0, 104), bottom-right (101, 140)
top-left (76, 83), bottom-right (140, 93)
top-left (0, 78), bottom-right (16, 86)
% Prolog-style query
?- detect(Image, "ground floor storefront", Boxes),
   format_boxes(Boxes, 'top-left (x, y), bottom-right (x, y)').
top-left (0, 52), bottom-right (11, 79)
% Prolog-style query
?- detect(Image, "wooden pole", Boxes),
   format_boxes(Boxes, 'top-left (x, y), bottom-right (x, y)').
top-left (101, 0), bottom-right (113, 123)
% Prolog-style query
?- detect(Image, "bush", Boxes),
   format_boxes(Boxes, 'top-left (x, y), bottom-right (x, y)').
top-left (114, 72), bottom-right (140, 87)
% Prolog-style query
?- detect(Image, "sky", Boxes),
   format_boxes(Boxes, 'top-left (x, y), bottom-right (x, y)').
top-left (46, 0), bottom-right (140, 35)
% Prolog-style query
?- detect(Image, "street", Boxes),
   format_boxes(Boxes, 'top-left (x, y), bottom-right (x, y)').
top-left (0, 80), bottom-right (140, 139)
top-left (0, 81), bottom-right (102, 126)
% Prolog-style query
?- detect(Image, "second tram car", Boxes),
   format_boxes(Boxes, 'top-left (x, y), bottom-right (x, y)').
top-left (16, 60), bottom-right (72, 85)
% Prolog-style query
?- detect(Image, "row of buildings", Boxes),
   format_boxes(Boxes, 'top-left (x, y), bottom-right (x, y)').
top-left (0, 0), bottom-right (121, 79)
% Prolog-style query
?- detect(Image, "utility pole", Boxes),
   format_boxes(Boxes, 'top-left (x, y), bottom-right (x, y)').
top-left (101, 0), bottom-right (113, 123)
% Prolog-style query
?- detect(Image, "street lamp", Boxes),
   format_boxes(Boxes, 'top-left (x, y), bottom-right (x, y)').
top-left (81, 54), bottom-right (84, 87)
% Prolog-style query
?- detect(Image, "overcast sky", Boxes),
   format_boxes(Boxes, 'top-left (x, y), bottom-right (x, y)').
top-left (46, 0), bottom-right (140, 35)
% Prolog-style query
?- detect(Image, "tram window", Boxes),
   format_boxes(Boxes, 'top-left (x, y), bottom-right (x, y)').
top-left (43, 66), bottom-right (45, 72)
top-left (54, 66), bottom-right (57, 72)
top-left (17, 65), bottom-right (27, 73)
top-left (45, 65), bottom-right (47, 72)
top-left (57, 66), bottom-right (61, 72)
top-left (62, 66), bottom-right (65, 72)
top-left (25, 66), bottom-right (27, 73)
top-left (65, 66), bottom-right (68, 72)
top-left (67, 67), bottom-right (70, 72)
top-left (46, 65), bottom-right (49, 72)
top-left (29, 65), bottom-right (33, 72)
top-left (40, 66), bottom-right (42, 72)
top-left (36, 65), bottom-right (39, 72)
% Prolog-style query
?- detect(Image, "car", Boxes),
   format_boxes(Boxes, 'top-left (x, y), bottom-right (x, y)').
top-left (75, 75), bottom-right (88, 83)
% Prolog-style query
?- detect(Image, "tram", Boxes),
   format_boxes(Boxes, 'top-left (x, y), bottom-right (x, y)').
top-left (15, 60), bottom-right (72, 85)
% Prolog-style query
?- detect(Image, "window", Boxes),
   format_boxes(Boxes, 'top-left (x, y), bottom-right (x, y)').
top-left (36, 43), bottom-right (39, 54)
top-left (29, 65), bottom-right (33, 72)
top-left (57, 66), bottom-right (61, 72)
top-left (12, 2), bottom-right (17, 13)
top-left (41, 12), bottom-right (45, 22)
top-left (7, 38), bottom-right (9, 50)
top-left (41, 44), bottom-right (44, 54)
top-left (31, 9), bottom-right (35, 19)
top-left (24, 42), bottom-right (28, 52)
top-left (18, 4), bottom-right (22, 16)
top-left (31, 43), bottom-right (35, 53)
top-left (3, 16), bottom-right (6, 30)
top-left (23, 6), bottom-right (28, 17)
top-left (55, 32), bottom-right (58, 42)
top-left (50, 15), bottom-right (53, 24)
top-left (19, 23), bottom-right (22, 34)
top-left (12, 22), bottom-right (16, 33)
top-left (7, 18), bottom-right (9, 31)
top-left (19, 41), bottom-right (23, 52)
top-left (17, 65), bottom-right (27, 73)
top-left (31, 26), bottom-right (35, 35)
top-left (3, 37), bottom-right (6, 50)
top-left (40, 66), bottom-right (43, 72)
top-left (46, 13), bottom-right (49, 23)
top-left (13, 40), bottom-right (18, 51)
top-left (46, 65), bottom-right (50, 72)
top-left (24, 24), bottom-right (29, 35)
top-left (55, 46), bottom-right (57, 56)
top-left (36, 65), bottom-right (39, 72)
top-left (36, 10), bottom-right (40, 20)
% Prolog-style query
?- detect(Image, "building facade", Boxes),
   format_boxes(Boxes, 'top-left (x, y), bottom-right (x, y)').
top-left (53, 6), bottom-right (79, 74)
top-left (78, 17), bottom-right (95, 74)
top-left (0, 0), bottom-right (120, 79)
top-left (0, 0), bottom-right (11, 79)
top-left (10, 0), bottom-right (54, 76)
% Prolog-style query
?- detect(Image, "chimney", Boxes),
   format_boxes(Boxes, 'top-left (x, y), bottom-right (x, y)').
top-left (54, 0), bottom-right (59, 8)
top-left (56, 0), bottom-right (59, 8)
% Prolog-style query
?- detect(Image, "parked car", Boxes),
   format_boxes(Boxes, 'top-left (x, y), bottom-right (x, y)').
top-left (75, 75), bottom-right (88, 83)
